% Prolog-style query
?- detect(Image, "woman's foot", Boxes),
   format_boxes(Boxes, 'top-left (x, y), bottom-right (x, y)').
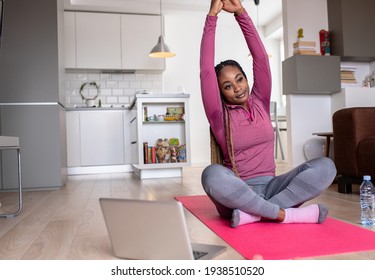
top-left (281, 204), bottom-right (328, 224)
top-left (231, 209), bottom-right (261, 228)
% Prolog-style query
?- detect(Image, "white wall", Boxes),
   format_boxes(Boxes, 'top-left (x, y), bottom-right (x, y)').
top-left (163, 10), bottom-right (209, 166)
top-left (281, 0), bottom-right (330, 166)
top-left (281, 0), bottom-right (375, 167)
top-left (163, 9), bottom-right (283, 167)
top-left (371, 61), bottom-right (375, 73)
top-left (282, 0), bottom-right (328, 59)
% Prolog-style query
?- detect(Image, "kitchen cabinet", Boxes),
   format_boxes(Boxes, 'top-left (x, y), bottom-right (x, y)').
top-left (66, 111), bottom-right (80, 167)
top-left (129, 94), bottom-right (190, 179)
top-left (121, 14), bottom-right (165, 71)
top-left (0, 105), bottom-right (66, 190)
top-left (75, 12), bottom-right (122, 69)
top-left (282, 55), bottom-right (341, 94)
top-left (64, 11), bottom-right (76, 68)
top-left (327, 0), bottom-right (375, 62)
top-left (66, 109), bottom-right (131, 174)
top-left (80, 110), bottom-right (125, 166)
top-left (64, 12), bottom-right (165, 71)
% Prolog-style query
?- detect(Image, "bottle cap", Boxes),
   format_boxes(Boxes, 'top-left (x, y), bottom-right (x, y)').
top-left (363, 175), bottom-right (371, 181)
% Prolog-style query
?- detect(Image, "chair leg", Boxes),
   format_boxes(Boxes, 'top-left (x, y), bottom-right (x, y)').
top-left (275, 127), bottom-right (285, 160)
top-left (15, 148), bottom-right (22, 215)
top-left (337, 176), bottom-right (361, 194)
top-left (274, 129), bottom-right (278, 158)
top-left (0, 148), bottom-right (22, 219)
top-left (337, 177), bottom-right (350, 193)
top-left (277, 131), bottom-right (285, 160)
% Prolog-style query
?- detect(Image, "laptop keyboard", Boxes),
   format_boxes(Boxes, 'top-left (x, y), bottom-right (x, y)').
top-left (193, 250), bottom-right (208, 260)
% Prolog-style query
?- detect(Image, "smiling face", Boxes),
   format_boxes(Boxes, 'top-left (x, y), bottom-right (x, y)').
top-left (217, 65), bottom-right (250, 108)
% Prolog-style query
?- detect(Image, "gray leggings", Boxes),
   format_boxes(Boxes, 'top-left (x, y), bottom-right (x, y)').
top-left (201, 157), bottom-right (337, 220)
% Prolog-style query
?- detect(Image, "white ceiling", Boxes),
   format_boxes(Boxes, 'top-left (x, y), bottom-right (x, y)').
top-left (65, 0), bottom-right (282, 30)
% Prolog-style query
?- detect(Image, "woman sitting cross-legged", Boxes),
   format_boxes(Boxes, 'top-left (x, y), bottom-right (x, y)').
top-left (199, 0), bottom-right (337, 228)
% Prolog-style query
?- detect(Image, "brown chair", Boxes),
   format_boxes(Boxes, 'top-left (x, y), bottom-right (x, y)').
top-left (332, 107), bottom-right (375, 193)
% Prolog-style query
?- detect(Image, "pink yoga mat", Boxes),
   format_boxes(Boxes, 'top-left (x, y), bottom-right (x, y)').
top-left (175, 195), bottom-right (375, 260)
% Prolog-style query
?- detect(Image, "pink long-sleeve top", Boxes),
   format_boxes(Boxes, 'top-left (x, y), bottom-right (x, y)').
top-left (200, 10), bottom-right (275, 181)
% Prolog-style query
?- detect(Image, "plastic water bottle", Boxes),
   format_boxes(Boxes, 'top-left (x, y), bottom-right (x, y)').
top-left (360, 175), bottom-right (375, 226)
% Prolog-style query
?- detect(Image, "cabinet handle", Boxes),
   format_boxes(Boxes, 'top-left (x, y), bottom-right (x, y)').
top-left (131, 141), bottom-right (137, 144)
top-left (130, 117), bottom-right (136, 123)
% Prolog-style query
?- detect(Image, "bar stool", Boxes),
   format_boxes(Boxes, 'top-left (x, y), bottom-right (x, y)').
top-left (0, 136), bottom-right (22, 218)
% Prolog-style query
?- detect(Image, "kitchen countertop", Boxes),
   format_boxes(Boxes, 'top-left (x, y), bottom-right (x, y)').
top-left (67, 94), bottom-right (190, 111)
top-left (128, 93), bottom-right (190, 110)
top-left (66, 106), bottom-right (129, 111)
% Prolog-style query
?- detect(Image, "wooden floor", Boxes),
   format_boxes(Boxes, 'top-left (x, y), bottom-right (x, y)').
top-left (0, 163), bottom-right (374, 260)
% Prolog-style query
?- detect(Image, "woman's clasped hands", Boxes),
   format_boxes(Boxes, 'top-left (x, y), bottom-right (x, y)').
top-left (209, 0), bottom-right (244, 17)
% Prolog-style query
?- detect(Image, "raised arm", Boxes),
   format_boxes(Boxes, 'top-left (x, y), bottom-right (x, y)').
top-left (235, 9), bottom-right (272, 106)
top-left (199, 0), bottom-right (224, 127)
top-left (200, 0), bottom-right (272, 124)
top-left (222, 0), bottom-right (271, 105)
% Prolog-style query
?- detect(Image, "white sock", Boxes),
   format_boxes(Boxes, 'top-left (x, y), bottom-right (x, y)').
top-left (231, 209), bottom-right (261, 228)
top-left (281, 204), bottom-right (328, 224)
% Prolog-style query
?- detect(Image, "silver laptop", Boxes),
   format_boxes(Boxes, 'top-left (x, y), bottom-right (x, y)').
top-left (99, 198), bottom-right (226, 260)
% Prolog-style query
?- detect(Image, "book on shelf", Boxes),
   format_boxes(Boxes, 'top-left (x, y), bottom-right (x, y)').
top-left (143, 142), bottom-right (148, 164)
top-left (341, 74), bottom-right (356, 80)
top-left (293, 50), bottom-right (320, 55)
top-left (340, 71), bottom-right (354, 78)
top-left (151, 146), bottom-right (156, 164)
top-left (341, 79), bottom-right (357, 84)
top-left (293, 41), bottom-right (319, 56)
top-left (147, 146), bottom-right (152, 164)
top-left (293, 41), bottom-right (316, 48)
top-left (340, 70), bottom-right (356, 74)
top-left (340, 66), bottom-right (357, 85)
top-left (293, 46), bottom-right (316, 52)
top-left (143, 143), bottom-right (157, 164)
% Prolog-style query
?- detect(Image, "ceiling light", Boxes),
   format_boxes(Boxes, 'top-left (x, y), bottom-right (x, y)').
top-left (149, 0), bottom-right (175, 58)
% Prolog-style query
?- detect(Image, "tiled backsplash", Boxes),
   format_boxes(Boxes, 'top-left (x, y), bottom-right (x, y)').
top-left (64, 70), bottom-right (163, 108)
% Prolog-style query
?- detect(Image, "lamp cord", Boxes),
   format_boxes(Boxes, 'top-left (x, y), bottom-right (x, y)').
top-left (159, 0), bottom-right (163, 36)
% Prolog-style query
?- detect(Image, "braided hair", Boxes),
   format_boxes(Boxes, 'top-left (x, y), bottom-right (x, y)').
top-left (215, 60), bottom-right (247, 80)
top-left (213, 60), bottom-right (247, 177)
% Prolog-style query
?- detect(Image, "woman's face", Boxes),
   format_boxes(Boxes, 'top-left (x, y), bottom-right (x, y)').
top-left (217, 65), bottom-right (250, 107)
